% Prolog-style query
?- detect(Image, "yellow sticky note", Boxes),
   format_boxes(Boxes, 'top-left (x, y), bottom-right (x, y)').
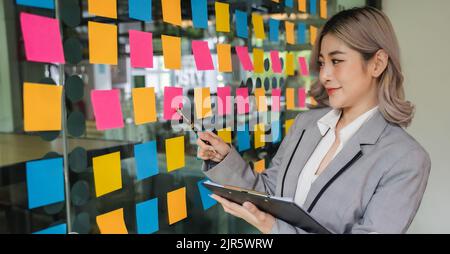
top-left (167, 187), bottom-right (187, 225)
top-left (285, 119), bottom-right (295, 135)
top-left (252, 14), bottom-right (265, 39)
top-left (217, 44), bottom-right (232, 72)
top-left (285, 53), bottom-right (295, 76)
top-left (161, 35), bottom-right (181, 70)
top-left (218, 128), bottom-right (232, 143)
top-left (254, 159), bottom-right (265, 174)
top-left (88, 0), bottom-right (117, 19)
top-left (310, 96), bottom-right (318, 107)
top-left (132, 87), bottom-right (156, 125)
top-left (298, 0), bottom-right (306, 12)
top-left (254, 88), bottom-right (267, 112)
top-left (165, 136), bottom-right (185, 172)
top-left (215, 2), bottom-right (230, 32)
top-left (162, 0), bottom-right (181, 26)
top-left (23, 83), bottom-right (62, 132)
top-left (89, 21), bottom-right (118, 65)
top-left (253, 48), bottom-right (264, 74)
top-left (272, 0), bottom-right (280, 2)
top-left (96, 208), bottom-right (128, 234)
top-left (285, 21), bottom-right (295, 45)
top-left (320, 0), bottom-right (328, 19)
top-left (310, 26), bottom-right (318, 46)
top-left (254, 123), bottom-right (265, 149)
top-left (92, 152), bottom-right (122, 197)
top-left (194, 88), bottom-right (212, 119)
top-left (286, 88), bottom-right (295, 110)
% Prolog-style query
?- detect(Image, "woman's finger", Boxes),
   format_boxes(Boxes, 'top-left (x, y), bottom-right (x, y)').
top-left (196, 138), bottom-right (216, 152)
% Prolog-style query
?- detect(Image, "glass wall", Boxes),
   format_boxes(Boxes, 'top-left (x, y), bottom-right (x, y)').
top-left (0, 0), bottom-right (379, 234)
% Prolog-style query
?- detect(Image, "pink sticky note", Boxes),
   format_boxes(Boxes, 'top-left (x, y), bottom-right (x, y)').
top-left (20, 12), bottom-right (65, 64)
top-left (298, 57), bottom-right (310, 76)
top-left (298, 87), bottom-right (306, 108)
top-left (192, 40), bottom-right (214, 71)
top-left (164, 87), bottom-right (183, 120)
top-left (217, 86), bottom-right (231, 116)
top-left (272, 88), bottom-right (281, 112)
top-left (235, 46), bottom-right (254, 71)
top-left (236, 88), bottom-right (249, 114)
top-left (129, 30), bottom-right (153, 68)
top-left (270, 51), bottom-right (282, 73)
top-left (91, 89), bottom-right (124, 130)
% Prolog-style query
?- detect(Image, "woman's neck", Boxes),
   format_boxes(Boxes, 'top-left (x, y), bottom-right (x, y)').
top-left (339, 101), bottom-right (378, 128)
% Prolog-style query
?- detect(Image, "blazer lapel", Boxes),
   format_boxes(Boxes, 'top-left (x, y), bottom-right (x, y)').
top-left (302, 110), bottom-right (389, 212)
top-left (281, 119), bottom-right (324, 198)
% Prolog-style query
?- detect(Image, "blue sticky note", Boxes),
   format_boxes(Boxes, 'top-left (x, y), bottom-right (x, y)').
top-left (136, 198), bottom-right (159, 234)
top-left (297, 23), bottom-right (306, 44)
top-left (191, 0), bottom-right (208, 29)
top-left (197, 179), bottom-right (217, 210)
top-left (272, 121), bottom-right (282, 144)
top-left (285, 0), bottom-right (294, 8)
top-left (269, 18), bottom-right (280, 42)
top-left (310, 0), bottom-right (317, 15)
top-left (129, 0), bottom-right (152, 22)
top-left (26, 158), bottom-right (65, 209)
top-left (237, 124), bottom-right (251, 152)
top-left (16, 0), bottom-right (54, 9)
top-left (235, 10), bottom-right (248, 39)
top-left (33, 223), bottom-right (67, 234)
top-left (134, 141), bottom-right (159, 180)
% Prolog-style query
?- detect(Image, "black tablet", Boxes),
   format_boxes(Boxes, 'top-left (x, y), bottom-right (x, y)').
top-left (203, 180), bottom-right (332, 234)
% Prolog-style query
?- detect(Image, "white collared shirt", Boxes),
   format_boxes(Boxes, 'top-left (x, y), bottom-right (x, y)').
top-left (294, 106), bottom-right (379, 207)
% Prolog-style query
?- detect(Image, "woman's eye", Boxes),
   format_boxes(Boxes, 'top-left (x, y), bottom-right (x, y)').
top-left (332, 59), bottom-right (343, 65)
top-left (318, 61), bottom-right (324, 67)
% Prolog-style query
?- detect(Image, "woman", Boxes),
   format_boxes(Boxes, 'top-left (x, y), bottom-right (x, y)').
top-left (197, 7), bottom-right (431, 234)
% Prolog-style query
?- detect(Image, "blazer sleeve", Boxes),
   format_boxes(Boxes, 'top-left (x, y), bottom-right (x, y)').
top-left (201, 112), bottom-right (305, 195)
top-left (349, 148), bottom-right (431, 234)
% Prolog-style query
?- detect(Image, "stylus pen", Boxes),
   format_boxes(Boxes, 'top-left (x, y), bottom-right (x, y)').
top-left (176, 107), bottom-right (217, 154)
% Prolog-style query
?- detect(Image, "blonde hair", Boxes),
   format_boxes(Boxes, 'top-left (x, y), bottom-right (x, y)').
top-left (309, 7), bottom-right (414, 128)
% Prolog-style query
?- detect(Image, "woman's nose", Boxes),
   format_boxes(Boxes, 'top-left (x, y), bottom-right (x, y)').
top-left (319, 64), bottom-right (333, 84)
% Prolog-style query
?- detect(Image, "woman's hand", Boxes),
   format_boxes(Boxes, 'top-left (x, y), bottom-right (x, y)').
top-left (196, 131), bottom-right (230, 163)
top-left (210, 194), bottom-right (276, 234)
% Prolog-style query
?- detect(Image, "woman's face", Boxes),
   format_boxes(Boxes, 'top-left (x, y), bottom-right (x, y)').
top-left (318, 34), bottom-right (378, 109)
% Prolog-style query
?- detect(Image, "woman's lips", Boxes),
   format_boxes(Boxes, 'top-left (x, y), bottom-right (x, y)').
top-left (326, 88), bottom-right (340, 95)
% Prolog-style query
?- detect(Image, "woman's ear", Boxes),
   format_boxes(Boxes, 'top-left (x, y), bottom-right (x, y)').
top-left (371, 49), bottom-right (389, 78)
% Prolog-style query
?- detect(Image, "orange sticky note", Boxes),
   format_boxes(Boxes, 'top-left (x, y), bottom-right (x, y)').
top-left (285, 119), bottom-right (295, 135)
top-left (254, 159), bottom-right (265, 174)
top-left (165, 136), bottom-right (185, 172)
top-left (254, 88), bottom-right (267, 112)
top-left (194, 87), bottom-right (212, 119)
top-left (253, 48), bottom-right (264, 74)
top-left (254, 123), bottom-right (265, 149)
top-left (23, 83), bottom-right (62, 132)
top-left (96, 208), bottom-right (128, 234)
top-left (217, 128), bottom-right (232, 143)
top-left (89, 21), bottom-right (117, 65)
top-left (161, 35), bottom-right (181, 70)
top-left (167, 187), bottom-right (187, 225)
top-left (298, 0), bottom-right (306, 12)
top-left (132, 87), bottom-right (157, 125)
top-left (215, 2), bottom-right (230, 32)
top-left (217, 44), bottom-right (232, 72)
top-left (252, 13), bottom-right (265, 39)
top-left (162, 0), bottom-right (181, 26)
top-left (285, 53), bottom-right (295, 76)
top-left (310, 25), bottom-right (318, 46)
top-left (286, 88), bottom-right (295, 110)
top-left (285, 21), bottom-right (295, 45)
top-left (88, 0), bottom-right (117, 19)
top-left (320, 0), bottom-right (328, 19)
top-left (92, 151), bottom-right (122, 197)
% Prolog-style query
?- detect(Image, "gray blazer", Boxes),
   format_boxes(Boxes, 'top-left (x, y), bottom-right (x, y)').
top-left (202, 107), bottom-right (431, 234)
